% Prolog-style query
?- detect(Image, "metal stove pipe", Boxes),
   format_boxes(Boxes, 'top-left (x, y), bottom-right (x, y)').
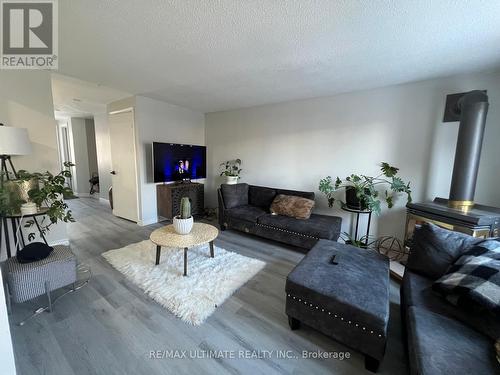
top-left (448, 90), bottom-right (489, 210)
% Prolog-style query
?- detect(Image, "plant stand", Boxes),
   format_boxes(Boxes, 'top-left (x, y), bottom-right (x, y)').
top-left (341, 206), bottom-right (373, 247)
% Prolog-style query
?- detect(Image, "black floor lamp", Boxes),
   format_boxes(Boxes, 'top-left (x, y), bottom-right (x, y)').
top-left (0, 123), bottom-right (32, 257)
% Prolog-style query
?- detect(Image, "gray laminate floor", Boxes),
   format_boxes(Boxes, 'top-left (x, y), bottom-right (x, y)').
top-left (8, 197), bottom-right (408, 375)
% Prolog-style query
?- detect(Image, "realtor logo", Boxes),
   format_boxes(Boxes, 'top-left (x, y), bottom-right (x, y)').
top-left (1, 0), bottom-right (58, 69)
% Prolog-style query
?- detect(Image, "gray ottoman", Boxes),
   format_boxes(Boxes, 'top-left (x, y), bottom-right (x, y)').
top-left (285, 240), bottom-right (390, 372)
top-left (6, 245), bottom-right (77, 304)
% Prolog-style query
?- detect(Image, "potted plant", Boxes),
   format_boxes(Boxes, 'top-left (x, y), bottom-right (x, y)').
top-left (173, 197), bottom-right (193, 234)
top-left (220, 159), bottom-right (242, 184)
top-left (340, 232), bottom-right (376, 249)
top-left (0, 162), bottom-right (76, 240)
top-left (319, 162), bottom-right (412, 215)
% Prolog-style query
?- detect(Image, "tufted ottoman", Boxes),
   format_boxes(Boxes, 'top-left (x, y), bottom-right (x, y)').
top-left (285, 240), bottom-right (390, 372)
top-left (5, 245), bottom-right (77, 304)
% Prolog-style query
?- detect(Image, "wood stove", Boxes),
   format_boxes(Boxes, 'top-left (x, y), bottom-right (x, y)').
top-left (404, 90), bottom-right (500, 251)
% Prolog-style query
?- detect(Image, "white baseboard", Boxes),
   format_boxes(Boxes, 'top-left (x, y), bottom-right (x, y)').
top-left (75, 193), bottom-right (91, 197)
top-left (137, 217), bottom-right (158, 226)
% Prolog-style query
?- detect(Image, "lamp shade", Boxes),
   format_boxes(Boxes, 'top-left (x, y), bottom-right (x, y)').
top-left (0, 126), bottom-right (32, 155)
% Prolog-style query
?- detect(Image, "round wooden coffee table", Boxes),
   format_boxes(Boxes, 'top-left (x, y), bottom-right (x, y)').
top-left (150, 222), bottom-right (219, 276)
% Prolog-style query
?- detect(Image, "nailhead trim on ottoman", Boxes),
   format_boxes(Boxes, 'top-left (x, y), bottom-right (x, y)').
top-left (286, 293), bottom-right (384, 338)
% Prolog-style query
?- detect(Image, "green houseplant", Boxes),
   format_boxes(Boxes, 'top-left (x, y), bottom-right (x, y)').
top-left (0, 162), bottom-right (76, 240)
top-left (340, 232), bottom-right (376, 249)
top-left (220, 159), bottom-right (242, 185)
top-left (173, 197), bottom-right (193, 234)
top-left (319, 162), bottom-right (412, 215)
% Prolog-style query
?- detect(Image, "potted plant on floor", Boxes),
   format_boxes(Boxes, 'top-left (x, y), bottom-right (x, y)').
top-left (173, 197), bottom-right (193, 234)
top-left (220, 159), bottom-right (242, 184)
top-left (340, 232), bottom-right (376, 249)
top-left (319, 162), bottom-right (412, 215)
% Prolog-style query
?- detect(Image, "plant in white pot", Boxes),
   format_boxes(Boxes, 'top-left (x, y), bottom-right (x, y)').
top-left (173, 197), bottom-right (193, 234)
top-left (220, 159), bottom-right (242, 185)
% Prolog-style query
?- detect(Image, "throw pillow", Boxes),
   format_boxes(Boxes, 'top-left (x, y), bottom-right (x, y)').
top-left (406, 222), bottom-right (481, 279)
top-left (270, 194), bottom-right (315, 220)
top-left (433, 240), bottom-right (500, 315)
top-left (221, 183), bottom-right (249, 209)
top-left (16, 242), bottom-right (54, 263)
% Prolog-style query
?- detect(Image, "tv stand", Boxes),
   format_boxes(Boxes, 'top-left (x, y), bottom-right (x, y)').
top-left (157, 182), bottom-right (204, 220)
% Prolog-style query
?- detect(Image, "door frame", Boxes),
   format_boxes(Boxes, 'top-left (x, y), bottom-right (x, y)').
top-left (108, 107), bottom-right (141, 223)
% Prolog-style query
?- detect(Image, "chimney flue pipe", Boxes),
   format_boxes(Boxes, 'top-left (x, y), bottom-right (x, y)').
top-left (448, 90), bottom-right (489, 210)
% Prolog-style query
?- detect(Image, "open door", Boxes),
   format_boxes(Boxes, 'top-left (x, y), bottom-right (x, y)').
top-left (108, 109), bottom-right (139, 222)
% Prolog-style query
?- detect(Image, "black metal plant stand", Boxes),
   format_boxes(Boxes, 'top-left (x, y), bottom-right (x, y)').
top-left (341, 206), bottom-right (373, 246)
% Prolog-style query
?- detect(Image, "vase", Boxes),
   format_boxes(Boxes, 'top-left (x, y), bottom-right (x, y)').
top-left (173, 216), bottom-right (194, 234)
top-left (225, 176), bottom-right (239, 185)
top-left (345, 186), bottom-right (370, 211)
top-left (4, 177), bottom-right (39, 204)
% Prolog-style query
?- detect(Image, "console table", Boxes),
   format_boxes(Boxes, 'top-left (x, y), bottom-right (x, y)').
top-left (156, 182), bottom-right (204, 220)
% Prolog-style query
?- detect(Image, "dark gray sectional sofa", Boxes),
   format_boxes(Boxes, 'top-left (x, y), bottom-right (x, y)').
top-left (217, 183), bottom-right (342, 250)
top-left (401, 223), bottom-right (499, 374)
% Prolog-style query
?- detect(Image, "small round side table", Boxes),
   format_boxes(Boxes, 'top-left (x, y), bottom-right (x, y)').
top-left (150, 222), bottom-right (219, 276)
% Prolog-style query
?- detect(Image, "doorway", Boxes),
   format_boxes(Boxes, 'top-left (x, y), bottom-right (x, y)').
top-left (56, 117), bottom-right (99, 197)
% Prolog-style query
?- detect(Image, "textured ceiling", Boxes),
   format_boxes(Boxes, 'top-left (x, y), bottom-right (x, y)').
top-left (58, 0), bottom-right (500, 112)
top-left (52, 73), bottom-right (130, 119)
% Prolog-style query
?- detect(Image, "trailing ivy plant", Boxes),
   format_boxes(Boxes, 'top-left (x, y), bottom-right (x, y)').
top-left (319, 162), bottom-right (412, 215)
top-left (4, 162), bottom-right (76, 240)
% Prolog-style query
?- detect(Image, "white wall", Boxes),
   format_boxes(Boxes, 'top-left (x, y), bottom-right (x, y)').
top-left (93, 112), bottom-right (112, 201)
top-left (205, 71), bottom-right (500, 239)
top-left (0, 70), bottom-right (68, 252)
top-left (0, 69), bottom-right (68, 375)
top-left (134, 96), bottom-right (205, 225)
top-left (0, 268), bottom-right (16, 375)
top-left (69, 117), bottom-right (91, 196)
top-left (85, 118), bottom-right (99, 178)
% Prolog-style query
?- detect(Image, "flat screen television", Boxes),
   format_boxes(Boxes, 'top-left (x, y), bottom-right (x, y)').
top-left (152, 142), bottom-right (207, 183)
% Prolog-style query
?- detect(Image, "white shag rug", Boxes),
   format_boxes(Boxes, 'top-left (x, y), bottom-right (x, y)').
top-left (102, 240), bottom-right (265, 325)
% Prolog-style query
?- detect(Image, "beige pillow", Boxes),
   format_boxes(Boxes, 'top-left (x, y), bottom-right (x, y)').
top-left (270, 194), bottom-right (315, 220)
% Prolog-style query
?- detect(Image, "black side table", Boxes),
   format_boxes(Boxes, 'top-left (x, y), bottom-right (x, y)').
top-left (0, 207), bottom-right (50, 258)
top-left (341, 205), bottom-right (373, 246)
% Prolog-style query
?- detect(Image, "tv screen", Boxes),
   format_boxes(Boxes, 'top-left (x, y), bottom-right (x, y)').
top-left (153, 142), bottom-right (206, 183)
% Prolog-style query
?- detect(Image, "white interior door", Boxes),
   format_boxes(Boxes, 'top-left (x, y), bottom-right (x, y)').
top-left (108, 109), bottom-right (139, 222)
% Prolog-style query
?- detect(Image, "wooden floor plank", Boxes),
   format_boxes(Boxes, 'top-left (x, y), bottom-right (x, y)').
top-left (8, 197), bottom-right (408, 374)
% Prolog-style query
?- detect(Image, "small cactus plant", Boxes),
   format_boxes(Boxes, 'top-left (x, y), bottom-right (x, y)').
top-left (180, 197), bottom-right (191, 219)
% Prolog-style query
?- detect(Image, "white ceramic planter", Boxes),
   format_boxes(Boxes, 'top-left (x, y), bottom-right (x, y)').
top-left (225, 176), bottom-right (239, 185)
top-left (173, 216), bottom-right (194, 234)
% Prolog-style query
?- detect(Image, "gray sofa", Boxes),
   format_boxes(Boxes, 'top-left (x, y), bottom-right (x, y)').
top-left (401, 223), bottom-right (499, 374)
top-left (217, 183), bottom-right (342, 250)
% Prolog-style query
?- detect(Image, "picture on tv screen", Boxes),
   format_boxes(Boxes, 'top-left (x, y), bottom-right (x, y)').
top-left (152, 142), bottom-right (206, 183)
